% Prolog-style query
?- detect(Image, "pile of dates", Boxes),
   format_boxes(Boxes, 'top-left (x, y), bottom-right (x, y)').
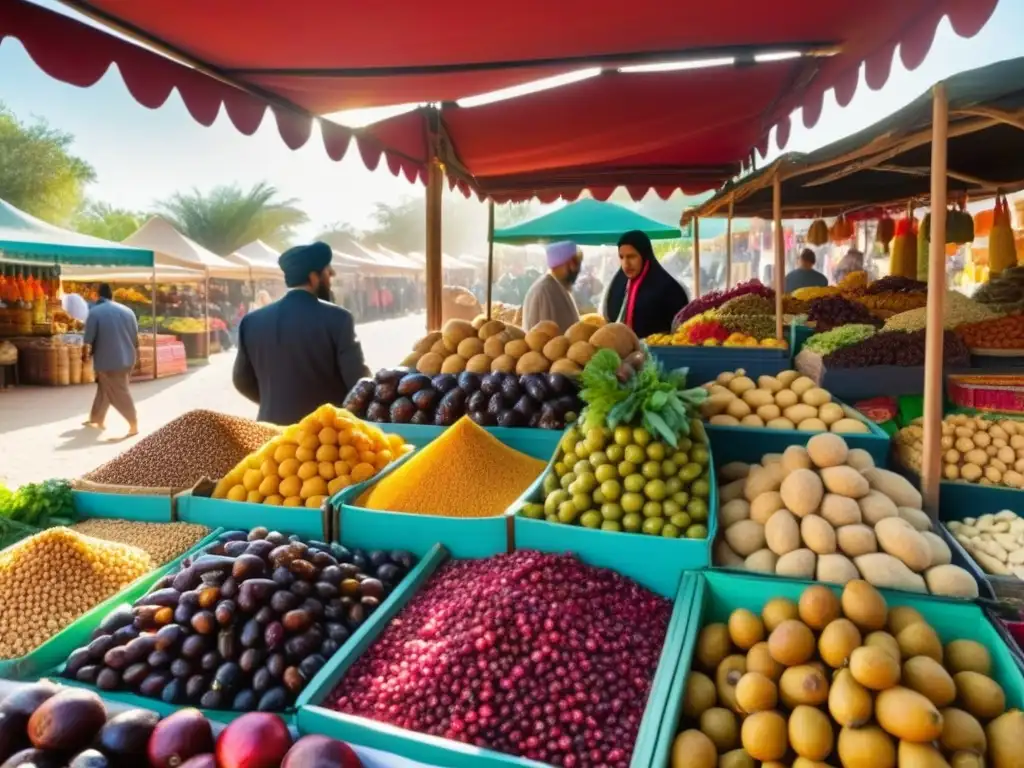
top-left (64, 527), bottom-right (417, 712)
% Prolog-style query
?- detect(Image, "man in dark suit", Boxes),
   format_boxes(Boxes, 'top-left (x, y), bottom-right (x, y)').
top-left (233, 242), bottom-right (370, 425)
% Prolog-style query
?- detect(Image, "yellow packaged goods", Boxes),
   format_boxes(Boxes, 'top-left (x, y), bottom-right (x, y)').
top-left (71, 519), bottom-right (210, 565)
top-left (0, 528), bottom-right (153, 659)
top-left (213, 404), bottom-right (413, 508)
top-left (357, 416), bottom-right (545, 517)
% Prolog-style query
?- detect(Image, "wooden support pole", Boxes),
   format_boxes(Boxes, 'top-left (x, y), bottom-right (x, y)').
top-left (921, 84), bottom-right (949, 518)
top-left (773, 175), bottom-right (784, 340)
top-left (151, 264), bottom-right (157, 380)
top-left (425, 158), bottom-right (444, 332)
top-left (725, 198), bottom-right (734, 290)
top-left (692, 216), bottom-right (701, 298)
top-left (486, 200), bottom-right (495, 321)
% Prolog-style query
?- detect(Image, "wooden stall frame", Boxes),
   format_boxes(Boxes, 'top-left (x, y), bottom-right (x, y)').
top-left (772, 174), bottom-right (784, 341)
top-left (692, 216), bottom-right (701, 298)
top-left (725, 198), bottom-right (734, 290)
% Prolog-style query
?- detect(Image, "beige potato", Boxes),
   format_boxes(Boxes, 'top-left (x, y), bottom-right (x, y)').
top-left (845, 448), bottom-right (875, 471)
top-left (776, 549), bottom-right (817, 579)
top-left (781, 445), bottom-right (812, 475)
top-left (765, 510), bottom-right (802, 556)
top-left (897, 506), bottom-right (932, 532)
top-left (921, 532), bottom-right (952, 566)
top-left (874, 518), bottom-right (932, 572)
top-left (745, 548), bottom-right (779, 574)
top-left (817, 553), bottom-right (860, 585)
top-left (836, 524), bottom-right (879, 558)
top-left (859, 491), bottom-right (899, 525)
top-left (820, 495), bottom-right (862, 527)
top-left (780, 469), bottom-right (824, 518)
top-left (821, 466), bottom-right (870, 499)
top-left (726, 520), bottom-right (767, 557)
top-left (801, 515), bottom-right (837, 555)
top-left (854, 553), bottom-right (927, 592)
top-left (750, 492), bottom-right (786, 525)
top-left (721, 499), bottom-right (752, 527)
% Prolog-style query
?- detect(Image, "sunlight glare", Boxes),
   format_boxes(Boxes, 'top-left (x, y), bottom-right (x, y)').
top-left (456, 68), bottom-right (601, 108)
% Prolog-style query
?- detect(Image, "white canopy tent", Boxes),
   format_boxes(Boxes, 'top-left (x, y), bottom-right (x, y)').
top-left (124, 217), bottom-right (250, 280)
top-left (227, 239), bottom-right (284, 281)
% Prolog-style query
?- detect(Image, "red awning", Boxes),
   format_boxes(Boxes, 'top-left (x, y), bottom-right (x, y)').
top-left (2, 0), bottom-right (998, 199)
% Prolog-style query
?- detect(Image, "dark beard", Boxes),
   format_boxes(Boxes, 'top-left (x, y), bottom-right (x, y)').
top-left (316, 283), bottom-right (333, 302)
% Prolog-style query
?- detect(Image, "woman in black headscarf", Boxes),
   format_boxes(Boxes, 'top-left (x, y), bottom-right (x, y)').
top-left (603, 230), bottom-right (689, 338)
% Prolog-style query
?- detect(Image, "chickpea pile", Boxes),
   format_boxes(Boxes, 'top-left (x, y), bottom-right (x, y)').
top-left (0, 528), bottom-right (153, 659)
top-left (71, 519), bottom-right (210, 565)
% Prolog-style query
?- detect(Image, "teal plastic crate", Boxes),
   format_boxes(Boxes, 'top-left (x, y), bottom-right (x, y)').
top-left (649, 346), bottom-right (789, 387)
top-left (0, 527), bottom-right (223, 681)
top-left (176, 493), bottom-right (330, 541)
top-left (650, 570), bottom-right (1024, 768)
top-left (790, 323), bottom-right (814, 358)
top-left (336, 430), bottom-right (555, 559)
top-left (511, 435), bottom-right (716, 597)
top-left (296, 544), bottom-right (697, 768)
top-left (72, 489), bottom-right (173, 521)
top-left (706, 398), bottom-right (890, 466)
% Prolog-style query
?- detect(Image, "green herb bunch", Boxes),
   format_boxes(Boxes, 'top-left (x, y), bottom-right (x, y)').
top-left (0, 479), bottom-right (76, 549)
top-left (579, 348), bottom-right (708, 447)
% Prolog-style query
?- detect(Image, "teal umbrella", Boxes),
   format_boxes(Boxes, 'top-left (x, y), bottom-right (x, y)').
top-left (493, 199), bottom-right (680, 246)
top-left (0, 198), bottom-right (153, 267)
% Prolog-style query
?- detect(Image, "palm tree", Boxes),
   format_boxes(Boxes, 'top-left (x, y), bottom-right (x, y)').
top-left (157, 182), bottom-right (309, 254)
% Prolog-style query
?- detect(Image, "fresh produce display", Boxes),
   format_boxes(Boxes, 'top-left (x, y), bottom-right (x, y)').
top-left (114, 286), bottom-right (150, 303)
top-left (650, 304), bottom-right (788, 348)
top-left (792, 285), bottom-right (843, 302)
top-left (803, 325), bottom-right (879, 356)
top-left (85, 411), bottom-right (281, 490)
top-left (974, 265), bottom-right (1024, 314)
top-left (701, 369), bottom-right (870, 434)
top-left (864, 276), bottom-right (928, 295)
top-left (0, 684), bottom-right (365, 768)
top-left (0, 528), bottom-right (154, 659)
top-left (820, 329), bottom-right (971, 369)
top-left (357, 416), bottom-right (545, 518)
top-left (0, 479), bottom-right (75, 549)
top-left (957, 313), bottom-right (1024, 351)
top-left (519, 347), bottom-right (711, 537)
top-left (401, 316), bottom-right (640, 378)
top-left (715, 433), bottom-right (979, 598)
top-left (212, 405), bottom-right (412, 507)
top-left (947, 511), bottom-right (1024, 581)
top-left (160, 317), bottom-right (211, 334)
top-left (63, 527), bottom-right (418, 712)
top-left (806, 297), bottom-right (882, 332)
top-left (343, 366), bottom-right (582, 429)
top-left (671, 579), bottom-right (1020, 768)
top-left (673, 280), bottom-right (774, 329)
top-left (895, 414), bottom-right (1024, 490)
top-left (883, 291), bottom-right (999, 332)
top-left (71, 520), bottom-right (211, 566)
top-left (326, 550), bottom-right (672, 766)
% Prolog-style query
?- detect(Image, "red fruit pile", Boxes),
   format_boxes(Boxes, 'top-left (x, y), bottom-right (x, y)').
top-left (326, 551), bottom-right (671, 768)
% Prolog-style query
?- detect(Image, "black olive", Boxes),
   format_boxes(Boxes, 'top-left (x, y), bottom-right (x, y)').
top-left (213, 661), bottom-right (243, 692)
top-left (375, 563), bottom-right (401, 585)
top-left (320, 638), bottom-right (341, 658)
top-left (290, 580), bottom-right (313, 598)
top-left (319, 565), bottom-right (342, 585)
top-left (232, 689), bottom-right (258, 711)
top-left (122, 663), bottom-right (150, 688)
top-left (200, 689), bottom-right (225, 710)
top-left (272, 566), bottom-right (295, 588)
top-left (252, 668), bottom-right (273, 693)
top-left (200, 652), bottom-right (219, 672)
top-left (298, 654), bottom-right (326, 680)
top-left (161, 678), bottom-right (185, 704)
top-left (266, 653), bottom-right (287, 678)
top-left (170, 659), bottom-right (194, 679)
top-left (185, 674), bottom-right (207, 702)
top-left (240, 619), bottom-right (263, 649)
top-left (248, 526), bottom-right (269, 541)
top-left (239, 648), bottom-right (266, 674)
top-left (255, 606), bottom-right (276, 625)
top-left (96, 668), bottom-right (120, 691)
top-left (257, 686), bottom-right (288, 712)
top-left (325, 623), bottom-right (350, 643)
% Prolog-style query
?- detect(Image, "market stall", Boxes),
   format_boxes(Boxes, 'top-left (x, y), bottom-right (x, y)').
top-left (0, 198), bottom-right (154, 387)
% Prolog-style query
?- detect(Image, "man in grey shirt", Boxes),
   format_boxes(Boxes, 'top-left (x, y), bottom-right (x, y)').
top-left (83, 283), bottom-right (140, 437)
top-left (784, 248), bottom-right (830, 293)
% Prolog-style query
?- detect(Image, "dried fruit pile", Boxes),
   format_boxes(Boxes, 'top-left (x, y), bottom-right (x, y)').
top-left (822, 328), bottom-right (971, 369)
top-left (715, 434), bottom-right (979, 598)
top-left (71, 519), bottom-right (210, 565)
top-left (947, 511), bottom-right (1024, 580)
top-left (671, 580), bottom-right (1021, 768)
top-left (327, 550), bottom-right (672, 767)
top-left (344, 368), bottom-right (582, 430)
top-left (211, 404), bottom-right (412, 507)
top-left (84, 410), bottom-right (281, 489)
top-left (0, 528), bottom-right (153, 659)
top-left (63, 527), bottom-right (417, 712)
top-left (894, 413), bottom-right (1024, 490)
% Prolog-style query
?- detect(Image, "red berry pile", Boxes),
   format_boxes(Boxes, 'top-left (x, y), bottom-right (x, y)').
top-left (326, 551), bottom-right (671, 767)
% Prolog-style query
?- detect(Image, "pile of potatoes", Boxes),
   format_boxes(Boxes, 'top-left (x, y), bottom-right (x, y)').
top-left (671, 579), bottom-right (1022, 768)
top-left (403, 318), bottom-right (640, 378)
top-left (702, 369), bottom-right (871, 433)
top-left (895, 415), bottom-right (1024, 489)
top-left (716, 433), bottom-right (979, 598)
top-left (948, 510), bottom-right (1024, 580)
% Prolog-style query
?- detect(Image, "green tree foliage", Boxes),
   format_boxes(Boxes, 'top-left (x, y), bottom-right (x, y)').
top-left (157, 181), bottom-right (309, 254)
top-left (0, 103), bottom-right (95, 225)
top-left (73, 200), bottom-right (143, 242)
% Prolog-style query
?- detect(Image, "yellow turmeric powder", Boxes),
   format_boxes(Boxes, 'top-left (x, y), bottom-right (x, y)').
top-left (356, 416), bottom-right (546, 517)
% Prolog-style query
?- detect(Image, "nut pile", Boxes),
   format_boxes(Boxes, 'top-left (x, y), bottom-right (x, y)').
top-left (0, 528), bottom-right (153, 659)
top-left (948, 511), bottom-right (1024, 579)
top-left (71, 519), bottom-right (210, 565)
top-left (84, 410), bottom-right (280, 489)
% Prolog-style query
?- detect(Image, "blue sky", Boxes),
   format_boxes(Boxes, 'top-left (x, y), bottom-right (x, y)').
top-left (1, 1), bottom-right (1022, 241)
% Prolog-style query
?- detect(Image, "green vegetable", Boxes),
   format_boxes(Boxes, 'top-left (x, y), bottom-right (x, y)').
top-left (804, 324), bottom-right (878, 356)
top-left (0, 479), bottom-right (75, 528)
top-left (579, 349), bottom-right (707, 447)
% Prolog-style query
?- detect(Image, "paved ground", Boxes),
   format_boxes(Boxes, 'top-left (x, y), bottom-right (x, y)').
top-left (0, 313), bottom-right (427, 487)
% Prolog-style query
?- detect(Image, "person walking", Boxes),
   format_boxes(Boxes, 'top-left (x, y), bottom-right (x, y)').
top-left (83, 283), bottom-right (139, 437)
top-left (233, 242), bottom-right (370, 425)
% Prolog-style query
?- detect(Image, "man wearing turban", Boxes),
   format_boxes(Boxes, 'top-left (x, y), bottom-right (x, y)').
top-left (233, 242), bottom-right (370, 425)
top-left (521, 241), bottom-right (582, 332)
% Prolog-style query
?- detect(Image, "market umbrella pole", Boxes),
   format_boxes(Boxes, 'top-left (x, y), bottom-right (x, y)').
top-left (486, 200), bottom-right (495, 321)
top-left (921, 83), bottom-right (949, 518)
top-left (151, 264), bottom-right (157, 380)
top-left (773, 175), bottom-right (784, 340)
top-left (693, 216), bottom-right (701, 298)
top-left (725, 198), bottom-right (734, 290)
top-left (425, 159), bottom-right (443, 332)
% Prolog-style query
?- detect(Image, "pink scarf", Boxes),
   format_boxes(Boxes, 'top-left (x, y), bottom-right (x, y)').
top-left (624, 260), bottom-right (651, 328)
